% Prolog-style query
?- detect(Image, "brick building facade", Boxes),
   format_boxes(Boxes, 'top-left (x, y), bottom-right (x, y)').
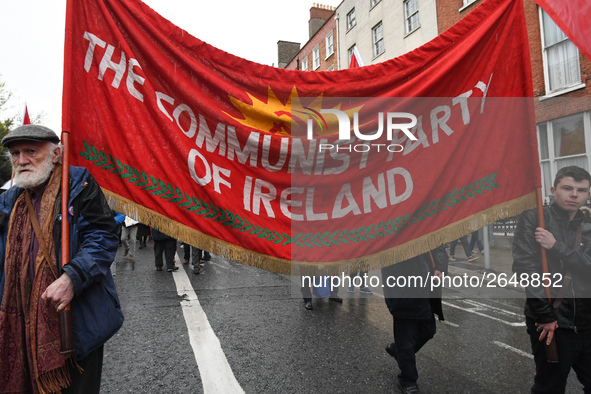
top-left (278, 0), bottom-right (591, 197)
top-left (438, 0), bottom-right (591, 198)
top-left (279, 4), bottom-right (338, 72)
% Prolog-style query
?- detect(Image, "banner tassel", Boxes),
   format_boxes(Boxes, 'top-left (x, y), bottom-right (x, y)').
top-left (104, 189), bottom-right (535, 276)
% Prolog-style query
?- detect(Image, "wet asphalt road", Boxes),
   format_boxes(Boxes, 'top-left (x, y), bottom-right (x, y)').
top-left (100, 240), bottom-right (583, 393)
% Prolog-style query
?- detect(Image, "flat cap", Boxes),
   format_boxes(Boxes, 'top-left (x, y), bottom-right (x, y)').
top-left (2, 124), bottom-right (60, 147)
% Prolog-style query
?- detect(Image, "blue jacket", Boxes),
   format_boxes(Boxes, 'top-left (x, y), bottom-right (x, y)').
top-left (0, 166), bottom-right (124, 360)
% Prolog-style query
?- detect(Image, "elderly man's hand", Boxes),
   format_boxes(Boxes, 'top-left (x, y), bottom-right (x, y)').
top-left (41, 273), bottom-right (74, 312)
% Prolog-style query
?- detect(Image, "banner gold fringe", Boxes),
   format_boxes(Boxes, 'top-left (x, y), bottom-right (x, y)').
top-left (291, 191), bottom-right (537, 276)
top-left (104, 189), bottom-right (536, 276)
top-left (103, 190), bottom-right (294, 274)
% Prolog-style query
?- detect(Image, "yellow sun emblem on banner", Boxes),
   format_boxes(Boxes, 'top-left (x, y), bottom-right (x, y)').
top-left (224, 86), bottom-right (360, 137)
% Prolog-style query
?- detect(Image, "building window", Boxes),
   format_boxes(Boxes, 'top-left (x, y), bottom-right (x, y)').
top-left (301, 57), bottom-right (308, 71)
top-left (327, 65), bottom-right (335, 71)
top-left (404, 0), bottom-right (420, 34)
top-left (463, 0), bottom-right (478, 6)
top-left (313, 46), bottom-right (320, 70)
top-left (326, 32), bottom-right (334, 58)
top-left (348, 46), bottom-right (356, 67)
top-left (540, 9), bottom-right (581, 94)
top-left (370, 0), bottom-right (381, 7)
top-left (347, 8), bottom-right (356, 30)
top-left (372, 22), bottom-right (384, 58)
top-left (538, 111), bottom-right (590, 198)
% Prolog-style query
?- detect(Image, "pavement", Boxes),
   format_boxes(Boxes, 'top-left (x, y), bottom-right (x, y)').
top-left (102, 240), bottom-right (586, 393)
top-left (443, 245), bottom-right (524, 299)
top-left (447, 246), bottom-right (513, 275)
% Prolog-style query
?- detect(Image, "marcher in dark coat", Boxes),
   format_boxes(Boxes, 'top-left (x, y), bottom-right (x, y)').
top-left (152, 229), bottom-right (178, 272)
top-left (137, 223), bottom-right (150, 249)
top-left (513, 165), bottom-right (591, 393)
top-left (381, 245), bottom-right (448, 394)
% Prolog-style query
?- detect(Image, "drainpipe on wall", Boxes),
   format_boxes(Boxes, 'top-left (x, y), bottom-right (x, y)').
top-left (335, 13), bottom-right (340, 70)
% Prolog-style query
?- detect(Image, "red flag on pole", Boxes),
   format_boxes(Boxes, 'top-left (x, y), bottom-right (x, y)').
top-left (534, 0), bottom-right (591, 61)
top-left (22, 103), bottom-right (31, 125)
top-left (349, 46), bottom-right (364, 68)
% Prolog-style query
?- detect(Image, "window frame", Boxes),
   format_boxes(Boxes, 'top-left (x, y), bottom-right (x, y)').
top-left (313, 46), bottom-right (321, 70)
top-left (325, 32), bottom-right (334, 59)
top-left (539, 8), bottom-right (583, 96)
top-left (459, 0), bottom-right (480, 12)
top-left (347, 8), bottom-right (356, 31)
top-left (348, 45), bottom-right (356, 68)
top-left (372, 22), bottom-right (384, 58)
top-left (404, 0), bottom-right (420, 35)
top-left (537, 111), bottom-right (591, 198)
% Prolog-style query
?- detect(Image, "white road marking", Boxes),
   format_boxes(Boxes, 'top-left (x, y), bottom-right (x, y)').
top-left (171, 253), bottom-right (245, 393)
top-left (485, 298), bottom-right (524, 313)
top-left (442, 300), bottom-right (526, 327)
top-left (493, 341), bottom-right (533, 359)
top-left (442, 320), bottom-right (459, 327)
top-left (460, 299), bottom-right (524, 318)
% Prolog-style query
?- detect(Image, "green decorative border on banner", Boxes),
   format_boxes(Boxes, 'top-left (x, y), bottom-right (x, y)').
top-left (291, 174), bottom-right (499, 248)
top-left (80, 141), bottom-right (499, 248)
top-left (79, 141), bottom-right (291, 245)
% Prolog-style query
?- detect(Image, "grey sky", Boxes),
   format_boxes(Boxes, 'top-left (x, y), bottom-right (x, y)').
top-left (0, 0), bottom-right (341, 133)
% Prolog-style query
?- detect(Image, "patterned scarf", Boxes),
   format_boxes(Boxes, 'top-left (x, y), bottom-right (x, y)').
top-left (0, 166), bottom-right (72, 393)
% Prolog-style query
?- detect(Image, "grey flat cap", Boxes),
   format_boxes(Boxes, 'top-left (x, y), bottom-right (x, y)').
top-left (2, 124), bottom-right (60, 147)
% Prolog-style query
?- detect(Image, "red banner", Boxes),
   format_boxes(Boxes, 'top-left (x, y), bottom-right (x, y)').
top-left (534, 0), bottom-right (591, 62)
top-left (63, 0), bottom-right (539, 274)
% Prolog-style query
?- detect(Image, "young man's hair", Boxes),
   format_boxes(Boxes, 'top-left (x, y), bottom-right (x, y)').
top-left (553, 165), bottom-right (591, 188)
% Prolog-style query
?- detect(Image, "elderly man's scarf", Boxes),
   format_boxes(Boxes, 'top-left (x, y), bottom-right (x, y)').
top-left (0, 166), bottom-right (72, 393)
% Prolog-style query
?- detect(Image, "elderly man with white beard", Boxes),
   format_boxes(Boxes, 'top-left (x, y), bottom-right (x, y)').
top-left (0, 125), bottom-right (123, 394)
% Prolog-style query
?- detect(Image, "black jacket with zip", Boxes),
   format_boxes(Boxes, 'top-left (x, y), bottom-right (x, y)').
top-left (513, 203), bottom-right (591, 331)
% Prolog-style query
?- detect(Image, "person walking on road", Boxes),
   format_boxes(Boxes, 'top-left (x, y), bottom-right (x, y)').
top-left (152, 229), bottom-right (178, 272)
top-left (347, 266), bottom-right (373, 294)
top-left (301, 277), bottom-right (342, 310)
top-left (191, 246), bottom-right (211, 275)
top-left (120, 215), bottom-right (138, 260)
top-left (382, 245), bottom-right (448, 394)
top-left (448, 235), bottom-right (478, 262)
top-left (468, 229), bottom-right (484, 254)
top-left (513, 165), bottom-right (591, 393)
top-left (0, 125), bottom-right (123, 393)
top-left (137, 223), bottom-right (150, 249)
top-left (182, 242), bottom-right (191, 264)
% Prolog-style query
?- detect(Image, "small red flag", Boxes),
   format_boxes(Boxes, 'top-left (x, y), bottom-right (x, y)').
top-left (349, 46), bottom-right (364, 68)
top-left (22, 103), bottom-right (31, 125)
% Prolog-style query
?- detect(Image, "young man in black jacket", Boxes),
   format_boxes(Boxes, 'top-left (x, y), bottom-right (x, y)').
top-left (513, 165), bottom-right (591, 393)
